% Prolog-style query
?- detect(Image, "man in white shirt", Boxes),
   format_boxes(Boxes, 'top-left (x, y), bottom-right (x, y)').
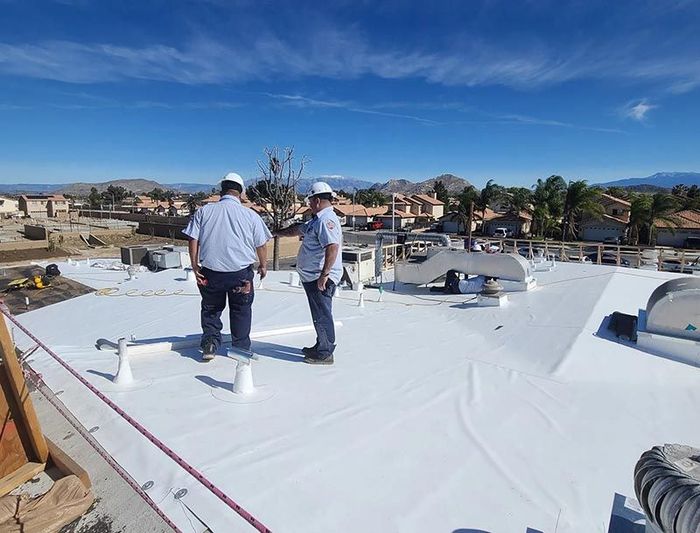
top-left (183, 172), bottom-right (272, 361)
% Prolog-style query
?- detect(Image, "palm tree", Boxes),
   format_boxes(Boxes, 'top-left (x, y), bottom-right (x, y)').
top-left (455, 186), bottom-right (478, 234)
top-left (627, 194), bottom-right (650, 246)
top-left (646, 193), bottom-right (679, 244)
top-left (671, 184), bottom-right (689, 198)
top-left (504, 187), bottom-right (532, 215)
top-left (561, 180), bottom-right (603, 241)
top-left (605, 186), bottom-right (629, 201)
top-left (474, 179), bottom-right (502, 226)
top-left (531, 175), bottom-right (566, 238)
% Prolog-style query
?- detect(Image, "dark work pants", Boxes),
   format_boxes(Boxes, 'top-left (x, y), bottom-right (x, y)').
top-left (302, 279), bottom-right (336, 357)
top-left (198, 266), bottom-right (254, 351)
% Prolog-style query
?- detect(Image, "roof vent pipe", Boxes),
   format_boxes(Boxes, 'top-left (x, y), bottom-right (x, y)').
top-left (634, 444), bottom-right (700, 533)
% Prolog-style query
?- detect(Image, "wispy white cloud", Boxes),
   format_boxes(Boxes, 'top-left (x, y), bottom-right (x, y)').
top-left (0, 103), bottom-right (31, 110)
top-left (266, 93), bottom-right (441, 125)
top-left (31, 96), bottom-right (244, 111)
top-left (621, 99), bottom-right (657, 121)
top-left (264, 92), bottom-right (622, 132)
top-left (1, 28), bottom-right (700, 92)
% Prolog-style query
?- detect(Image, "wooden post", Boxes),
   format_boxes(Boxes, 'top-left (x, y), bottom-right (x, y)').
top-left (617, 245), bottom-right (621, 266)
top-left (680, 250), bottom-right (686, 273)
top-left (597, 245), bottom-right (602, 265)
top-left (579, 243), bottom-right (583, 262)
top-left (0, 317), bottom-right (48, 463)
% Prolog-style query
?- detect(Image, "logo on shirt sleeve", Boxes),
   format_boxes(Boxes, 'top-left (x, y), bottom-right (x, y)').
top-left (325, 220), bottom-right (336, 231)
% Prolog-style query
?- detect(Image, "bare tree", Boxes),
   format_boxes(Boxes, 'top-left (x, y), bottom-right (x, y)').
top-left (248, 146), bottom-right (309, 270)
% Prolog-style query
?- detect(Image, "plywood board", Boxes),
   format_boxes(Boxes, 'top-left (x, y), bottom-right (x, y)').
top-left (0, 461), bottom-right (45, 498)
top-left (0, 373), bottom-right (30, 478)
top-left (0, 317), bottom-right (48, 463)
top-left (46, 436), bottom-right (91, 490)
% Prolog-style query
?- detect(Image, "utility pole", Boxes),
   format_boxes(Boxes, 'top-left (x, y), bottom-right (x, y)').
top-left (352, 188), bottom-right (357, 232)
top-left (467, 200), bottom-right (474, 253)
top-left (391, 193), bottom-right (396, 232)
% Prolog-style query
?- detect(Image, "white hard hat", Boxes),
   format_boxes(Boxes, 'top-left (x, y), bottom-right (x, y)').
top-left (220, 172), bottom-right (245, 192)
top-left (306, 181), bottom-right (336, 200)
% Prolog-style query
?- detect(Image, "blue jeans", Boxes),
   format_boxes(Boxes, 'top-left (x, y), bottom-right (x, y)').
top-left (198, 266), bottom-right (254, 351)
top-left (302, 279), bottom-right (336, 358)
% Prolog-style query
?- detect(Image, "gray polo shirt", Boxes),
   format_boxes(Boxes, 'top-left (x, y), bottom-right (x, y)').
top-left (183, 195), bottom-right (271, 273)
top-left (297, 206), bottom-right (343, 284)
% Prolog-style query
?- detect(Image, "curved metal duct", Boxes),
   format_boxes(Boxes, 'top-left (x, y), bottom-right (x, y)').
top-left (395, 250), bottom-right (532, 284)
top-left (375, 231), bottom-right (452, 247)
top-left (634, 444), bottom-right (700, 533)
top-left (646, 278), bottom-right (700, 341)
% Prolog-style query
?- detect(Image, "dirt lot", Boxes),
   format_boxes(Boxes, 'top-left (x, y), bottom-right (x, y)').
top-left (0, 234), bottom-right (175, 267)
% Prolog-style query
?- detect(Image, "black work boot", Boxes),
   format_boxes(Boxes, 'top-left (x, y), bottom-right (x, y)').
top-left (304, 353), bottom-right (334, 365)
top-left (301, 345), bottom-right (319, 357)
top-left (202, 341), bottom-right (218, 361)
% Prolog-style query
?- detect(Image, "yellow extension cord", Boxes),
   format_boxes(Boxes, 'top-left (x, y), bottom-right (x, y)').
top-left (93, 285), bottom-right (474, 307)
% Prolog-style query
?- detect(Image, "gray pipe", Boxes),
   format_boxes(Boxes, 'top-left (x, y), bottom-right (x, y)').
top-left (375, 231), bottom-right (452, 278)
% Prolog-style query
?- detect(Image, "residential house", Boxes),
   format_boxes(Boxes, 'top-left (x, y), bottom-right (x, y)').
top-left (410, 193), bottom-right (446, 219)
top-left (19, 194), bottom-right (69, 218)
top-left (581, 193), bottom-right (631, 242)
top-left (438, 207), bottom-right (498, 234)
top-left (386, 194), bottom-right (422, 216)
top-left (655, 209), bottom-right (700, 247)
top-left (0, 196), bottom-right (19, 217)
top-left (333, 204), bottom-right (388, 227)
top-left (483, 211), bottom-right (532, 237)
top-left (375, 209), bottom-right (416, 229)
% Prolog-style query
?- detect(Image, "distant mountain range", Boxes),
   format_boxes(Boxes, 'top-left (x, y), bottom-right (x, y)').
top-left (371, 174), bottom-right (471, 194)
top-left (597, 172), bottom-right (700, 190)
top-left (2, 171), bottom-right (698, 197)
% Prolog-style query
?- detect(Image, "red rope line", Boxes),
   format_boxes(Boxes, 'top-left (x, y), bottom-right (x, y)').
top-left (23, 365), bottom-right (183, 533)
top-left (1, 305), bottom-right (272, 533)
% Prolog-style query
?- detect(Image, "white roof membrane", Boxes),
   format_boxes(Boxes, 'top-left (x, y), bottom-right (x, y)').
top-left (7, 261), bottom-right (700, 532)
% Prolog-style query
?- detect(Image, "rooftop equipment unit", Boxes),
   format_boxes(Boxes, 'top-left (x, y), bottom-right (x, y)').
top-left (149, 249), bottom-right (182, 270)
top-left (342, 248), bottom-right (376, 286)
top-left (121, 245), bottom-right (149, 266)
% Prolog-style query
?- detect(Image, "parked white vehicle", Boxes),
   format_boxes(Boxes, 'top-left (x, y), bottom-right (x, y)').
top-left (492, 227), bottom-right (512, 238)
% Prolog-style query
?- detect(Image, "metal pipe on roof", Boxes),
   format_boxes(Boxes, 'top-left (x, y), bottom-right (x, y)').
top-left (374, 231), bottom-right (452, 280)
top-left (376, 231), bottom-right (452, 247)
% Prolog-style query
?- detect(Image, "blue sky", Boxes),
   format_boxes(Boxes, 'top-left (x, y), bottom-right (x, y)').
top-left (1, 0), bottom-right (699, 188)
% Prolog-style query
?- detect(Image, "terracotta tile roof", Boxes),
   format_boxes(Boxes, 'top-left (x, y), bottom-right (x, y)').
top-left (656, 209), bottom-right (700, 229)
top-left (490, 210), bottom-right (533, 222)
top-left (20, 194), bottom-right (67, 201)
top-left (411, 194), bottom-right (444, 206)
top-left (600, 193), bottom-right (632, 207)
top-left (473, 207), bottom-right (500, 221)
top-left (377, 209), bottom-right (415, 218)
top-left (392, 194), bottom-right (422, 205)
top-left (334, 204), bottom-right (369, 216)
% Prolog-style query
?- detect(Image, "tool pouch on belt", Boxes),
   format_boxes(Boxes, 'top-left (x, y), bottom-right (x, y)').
top-left (232, 280), bottom-right (252, 294)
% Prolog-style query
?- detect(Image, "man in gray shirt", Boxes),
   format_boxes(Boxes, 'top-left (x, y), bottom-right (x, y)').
top-left (183, 172), bottom-right (272, 360)
top-left (278, 181), bottom-right (342, 364)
